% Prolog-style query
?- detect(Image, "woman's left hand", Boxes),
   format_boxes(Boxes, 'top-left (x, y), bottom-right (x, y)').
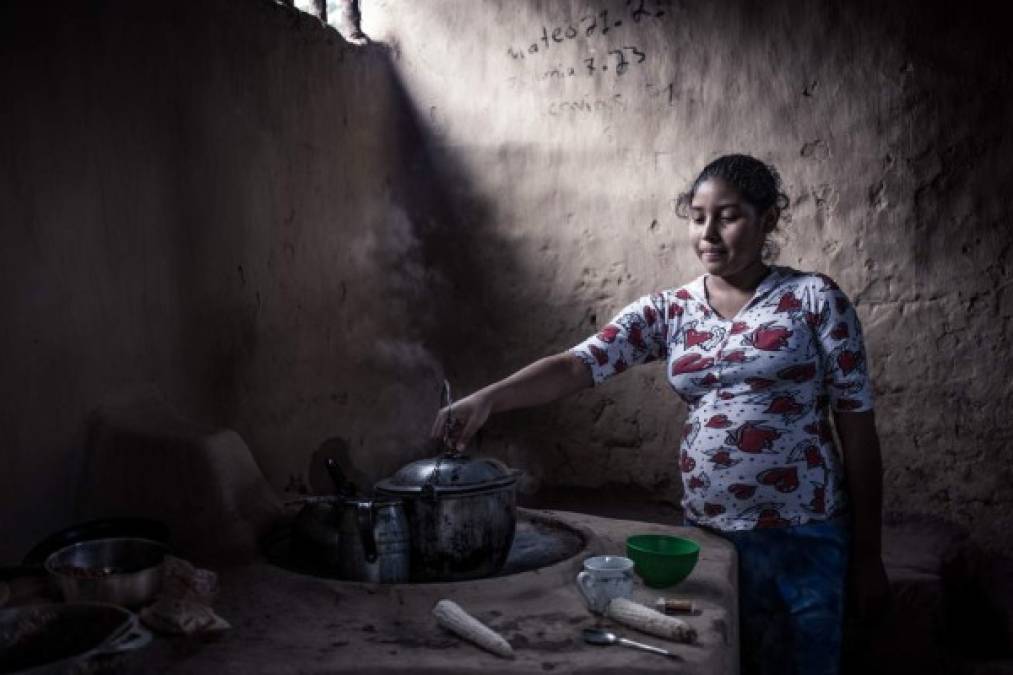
top-left (834, 410), bottom-right (891, 621)
top-left (849, 553), bottom-right (891, 621)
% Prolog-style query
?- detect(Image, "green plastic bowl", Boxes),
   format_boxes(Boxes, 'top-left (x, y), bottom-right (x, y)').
top-left (626, 534), bottom-right (700, 588)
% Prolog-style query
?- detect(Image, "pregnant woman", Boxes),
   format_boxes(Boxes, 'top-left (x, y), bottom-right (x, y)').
top-left (431, 154), bottom-right (889, 675)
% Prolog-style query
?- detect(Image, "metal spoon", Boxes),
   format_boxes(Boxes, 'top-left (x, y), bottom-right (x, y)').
top-left (581, 628), bottom-right (682, 660)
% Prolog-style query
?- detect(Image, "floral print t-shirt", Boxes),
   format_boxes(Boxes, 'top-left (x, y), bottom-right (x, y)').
top-left (569, 266), bottom-right (874, 531)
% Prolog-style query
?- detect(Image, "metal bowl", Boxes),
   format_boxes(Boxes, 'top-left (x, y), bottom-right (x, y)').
top-left (44, 538), bottom-right (168, 608)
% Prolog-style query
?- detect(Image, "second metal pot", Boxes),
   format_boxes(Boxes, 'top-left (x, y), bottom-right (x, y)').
top-left (337, 498), bottom-right (411, 583)
top-left (43, 537), bottom-right (168, 608)
top-left (292, 496), bottom-right (410, 583)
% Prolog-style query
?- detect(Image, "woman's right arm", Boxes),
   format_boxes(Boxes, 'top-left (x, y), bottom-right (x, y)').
top-left (430, 352), bottom-right (592, 451)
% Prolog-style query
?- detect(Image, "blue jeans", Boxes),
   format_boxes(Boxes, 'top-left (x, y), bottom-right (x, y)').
top-left (702, 518), bottom-right (850, 675)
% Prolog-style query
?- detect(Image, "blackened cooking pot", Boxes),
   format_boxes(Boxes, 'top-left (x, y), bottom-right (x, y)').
top-left (374, 451), bottom-right (521, 582)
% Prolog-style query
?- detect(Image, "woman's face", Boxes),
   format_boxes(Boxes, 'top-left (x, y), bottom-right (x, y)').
top-left (688, 178), bottom-right (772, 278)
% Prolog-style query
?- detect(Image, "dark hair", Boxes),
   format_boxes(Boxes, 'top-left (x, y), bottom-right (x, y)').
top-left (675, 154), bottom-right (790, 260)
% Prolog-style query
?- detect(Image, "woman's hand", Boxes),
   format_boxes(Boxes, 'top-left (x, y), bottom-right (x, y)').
top-left (430, 391), bottom-right (494, 452)
top-left (834, 410), bottom-right (891, 622)
top-left (428, 353), bottom-right (593, 452)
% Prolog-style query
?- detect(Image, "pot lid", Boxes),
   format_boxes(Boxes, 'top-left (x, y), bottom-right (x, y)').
top-left (375, 452), bottom-right (520, 496)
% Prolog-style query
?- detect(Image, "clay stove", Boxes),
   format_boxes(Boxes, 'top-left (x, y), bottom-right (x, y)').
top-left (75, 398), bottom-right (739, 674)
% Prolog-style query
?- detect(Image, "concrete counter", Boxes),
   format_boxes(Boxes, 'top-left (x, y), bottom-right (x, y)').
top-left (138, 509), bottom-right (738, 674)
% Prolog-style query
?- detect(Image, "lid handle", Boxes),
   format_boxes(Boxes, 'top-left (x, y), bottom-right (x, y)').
top-left (440, 379), bottom-right (455, 450)
top-left (356, 500), bottom-right (378, 563)
top-left (428, 379), bottom-right (458, 492)
top-left (438, 378), bottom-right (484, 456)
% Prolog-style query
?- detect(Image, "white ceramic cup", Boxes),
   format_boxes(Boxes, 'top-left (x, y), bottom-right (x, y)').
top-left (576, 555), bottom-right (635, 614)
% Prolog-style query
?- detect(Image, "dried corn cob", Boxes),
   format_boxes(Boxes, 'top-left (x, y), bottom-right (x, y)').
top-left (606, 597), bottom-right (698, 644)
top-left (432, 599), bottom-right (514, 659)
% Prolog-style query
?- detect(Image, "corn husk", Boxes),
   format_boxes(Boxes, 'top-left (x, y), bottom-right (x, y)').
top-left (161, 555), bottom-right (219, 603)
top-left (606, 597), bottom-right (697, 644)
top-left (432, 599), bottom-right (514, 658)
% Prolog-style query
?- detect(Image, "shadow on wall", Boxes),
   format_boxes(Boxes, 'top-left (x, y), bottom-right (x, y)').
top-left (316, 40), bottom-right (528, 482)
top-left (377, 53), bottom-right (521, 386)
top-left (158, 2), bottom-right (527, 493)
top-left (329, 41), bottom-right (534, 484)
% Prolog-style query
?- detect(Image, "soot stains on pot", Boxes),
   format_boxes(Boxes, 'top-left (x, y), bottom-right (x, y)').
top-left (374, 452), bottom-right (521, 581)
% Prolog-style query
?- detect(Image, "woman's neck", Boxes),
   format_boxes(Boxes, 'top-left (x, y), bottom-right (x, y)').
top-left (707, 260), bottom-right (770, 294)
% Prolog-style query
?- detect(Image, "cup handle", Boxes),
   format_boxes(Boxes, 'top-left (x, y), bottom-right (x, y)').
top-left (576, 571), bottom-right (597, 612)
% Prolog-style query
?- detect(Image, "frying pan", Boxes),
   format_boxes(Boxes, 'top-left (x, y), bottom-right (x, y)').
top-left (0, 602), bottom-right (151, 674)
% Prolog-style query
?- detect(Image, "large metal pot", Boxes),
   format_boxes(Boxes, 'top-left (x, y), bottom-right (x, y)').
top-left (292, 458), bottom-right (410, 583)
top-left (374, 451), bottom-right (521, 582)
top-left (292, 496), bottom-right (410, 583)
top-left (336, 497), bottom-right (410, 583)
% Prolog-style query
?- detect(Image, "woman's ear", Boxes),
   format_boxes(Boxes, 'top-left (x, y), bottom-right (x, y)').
top-left (762, 208), bottom-right (779, 234)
